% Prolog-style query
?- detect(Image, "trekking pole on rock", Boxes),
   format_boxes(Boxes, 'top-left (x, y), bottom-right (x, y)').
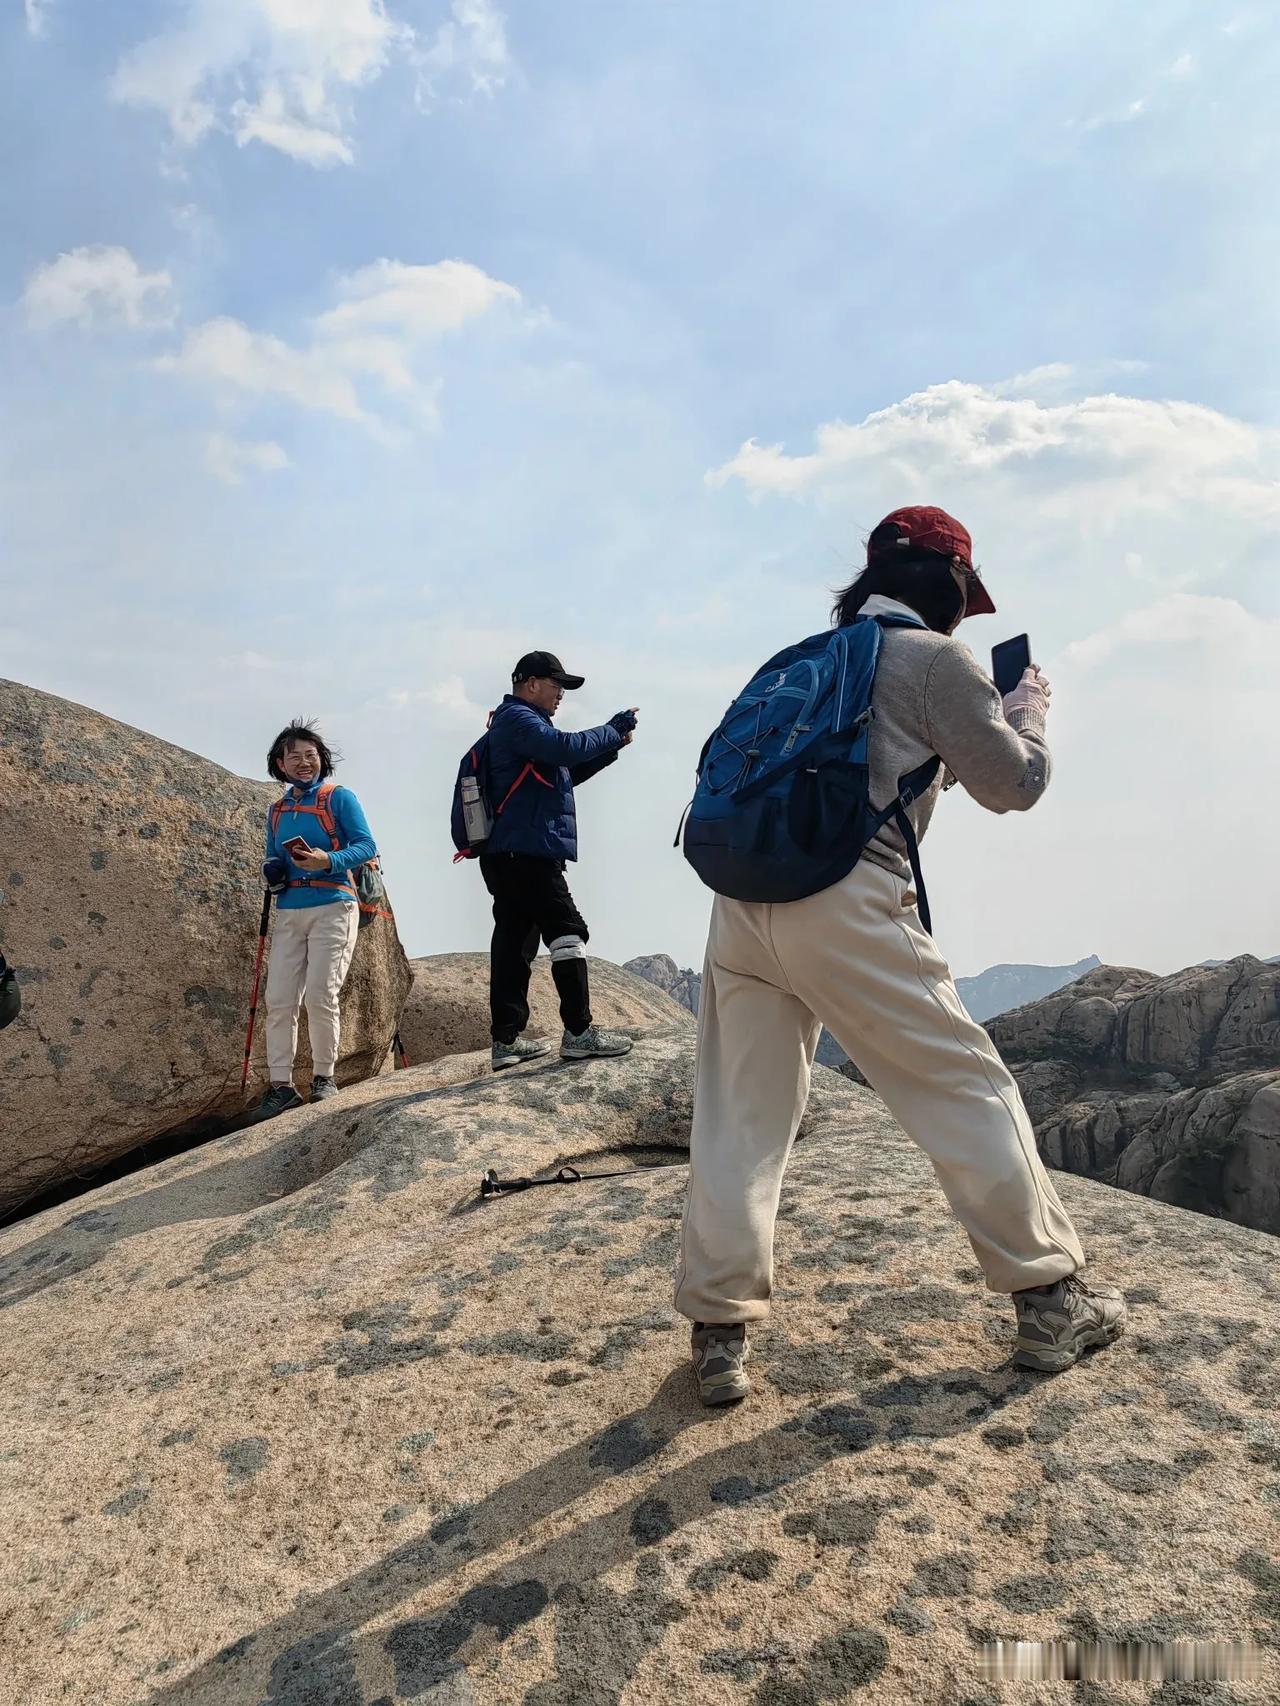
top-left (241, 891), bottom-right (273, 1093)
top-left (393, 1030), bottom-right (409, 1070)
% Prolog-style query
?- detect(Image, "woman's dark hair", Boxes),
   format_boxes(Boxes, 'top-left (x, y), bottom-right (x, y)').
top-left (267, 720), bottom-right (338, 784)
top-left (831, 547), bottom-right (965, 634)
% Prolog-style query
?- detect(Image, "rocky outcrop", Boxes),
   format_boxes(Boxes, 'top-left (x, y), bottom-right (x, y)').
top-left (623, 952), bottom-right (702, 1016)
top-left (398, 953), bottom-right (692, 1065)
top-left (990, 958), bottom-right (1280, 1234)
top-left (2, 1027), bottom-right (1277, 1704)
top-left (0, 679), bottom-right (412, 1216)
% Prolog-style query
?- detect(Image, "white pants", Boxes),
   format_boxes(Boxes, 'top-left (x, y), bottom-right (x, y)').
top-left (264, 902), bottom-right (359, 1083)
top-left (673, 861), bottom-right (1086, 1323)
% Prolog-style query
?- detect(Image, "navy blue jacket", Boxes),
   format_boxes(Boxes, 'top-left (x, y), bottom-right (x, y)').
top-left (484, 696), bottom-right (625, 862)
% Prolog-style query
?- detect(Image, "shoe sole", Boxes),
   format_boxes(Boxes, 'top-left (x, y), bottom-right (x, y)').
top-left (698, 1373), bottom-right (750, 1407)
top-left (492, 1046), bottom-right (552, 1071)
top-left (559, 1044), bottom-right (634, 1060)
top-left (1013, 1317), bottom-right (1125, 1373)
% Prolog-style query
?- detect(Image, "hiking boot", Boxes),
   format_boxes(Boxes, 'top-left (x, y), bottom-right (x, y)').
top-left (492, 1037), bottom-right (553, 1071)
top-left (248, 1083), bottom-right (303, 1124)
top-left (560, 1025), bottom-right (633, 1061)
top-left (1012, 1272), bottom-right (1127, 1372)
top-left (691, 1322), bottom-right (750, 1406)
top-left (310, 1075), bottom-right (339, 1102)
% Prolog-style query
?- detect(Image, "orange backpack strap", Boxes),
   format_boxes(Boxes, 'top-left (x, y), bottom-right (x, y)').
top-left (496, 763), bottom-right (553, 816)
top-left (314, 783), bottom-right (343, 850)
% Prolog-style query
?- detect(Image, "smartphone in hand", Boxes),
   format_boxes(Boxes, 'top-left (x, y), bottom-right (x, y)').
top-left (283, 836), bottom-right (312, 857)
top-left (992, 634), bottom-right (1032, 697)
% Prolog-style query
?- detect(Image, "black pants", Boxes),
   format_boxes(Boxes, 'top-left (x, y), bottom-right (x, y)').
top-left (479, 854), bottom-right (593, 1044)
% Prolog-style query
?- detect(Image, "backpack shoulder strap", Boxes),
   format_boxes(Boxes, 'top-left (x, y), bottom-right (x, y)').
top-left (315, 783), bottom-right (342, 849)
top-left (869, 756), bottom-right (941, 934)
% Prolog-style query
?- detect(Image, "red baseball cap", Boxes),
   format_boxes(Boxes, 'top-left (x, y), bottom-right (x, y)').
top-left (867, 505), bottom-right (996, 616)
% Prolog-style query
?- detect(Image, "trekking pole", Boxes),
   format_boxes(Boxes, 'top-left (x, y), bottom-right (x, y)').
top-left (480, 1160), bottom-right (689, 1199)
top-left (241, 891), bottom-right (273, 1093)
top-left (393, 1029), bottom-right (409, 1070)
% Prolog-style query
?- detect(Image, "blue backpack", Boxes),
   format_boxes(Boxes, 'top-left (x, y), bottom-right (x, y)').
top-left (678, 614), bottom-right (941, 929)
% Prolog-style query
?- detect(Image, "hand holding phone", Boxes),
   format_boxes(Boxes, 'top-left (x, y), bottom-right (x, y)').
top-left (991, 634), bottom-right (1033, 698)
top-left (283, 836), bottom-right (311, 857)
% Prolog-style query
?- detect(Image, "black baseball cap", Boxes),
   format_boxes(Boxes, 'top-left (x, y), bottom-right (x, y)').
top-left (512, 650), bottom-right (585, 690)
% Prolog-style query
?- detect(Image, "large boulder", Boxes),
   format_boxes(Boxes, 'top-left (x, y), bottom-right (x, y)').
top-left (989, 956), bottom-right (1280, 1234)
top-left (397, 952), bottom-right (692, 1065)
top-left (0, 679), bottom-right (412, 1216)
top-left (0, 1031), bottom-right (1276, 1703)
top-left (623, 952), bottom-right (702, 1016)
top-left (988, 964), bottom-right (1158, 1065)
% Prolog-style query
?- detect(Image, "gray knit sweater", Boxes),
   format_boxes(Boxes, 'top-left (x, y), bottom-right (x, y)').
top-left (859, 595), bottom-right (1051, 885)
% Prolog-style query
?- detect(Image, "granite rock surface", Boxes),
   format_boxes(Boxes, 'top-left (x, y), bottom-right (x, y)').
top-left (2, 1028), bottom-right (1277, 1705)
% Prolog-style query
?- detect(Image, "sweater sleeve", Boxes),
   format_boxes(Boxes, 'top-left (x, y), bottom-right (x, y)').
top-left (326, 787), bottom-right (377, 874)
top-left (922, 641), bottom-right (1051, 815)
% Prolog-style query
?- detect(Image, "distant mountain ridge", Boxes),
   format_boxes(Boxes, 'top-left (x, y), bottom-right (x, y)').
top-left (622, 951), bottom-right (1104, 1063)
top-left (954, 956), bottom-right (1101, 1023)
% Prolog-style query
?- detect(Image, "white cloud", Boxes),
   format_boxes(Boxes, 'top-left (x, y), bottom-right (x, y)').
top-left (706, 379), bottom-right (1280, 524)
top-left (1082, 95), bottom-right (1147, 132)
top-left (161, 318), bottom-right (371, 421)
top-left (414, 0), bottom-right (510, 104)
top-left (110, 0), bottom-right (511, 167)
top-left (1063, 592), bottom-right (1268, 668)
top-left (230, 87), bottom-right (358, 167)
top-left (21, 245), bottom-right (174, 331)
top-left (384, 673), bottom-right (486, 728)
top-left (158, 257), bottom-right (520, 432)
top-left (203, 431), bottom-right (290, 485)
top-left (24, 0), bottom-right (53, 37)
top-left (313, 258), bottom-right (521, 339)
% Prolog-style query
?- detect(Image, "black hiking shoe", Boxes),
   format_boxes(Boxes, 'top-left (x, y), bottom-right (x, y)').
top-left (248, 1083), bottom-right (303, 1124)
top-left (1012, 1272), bottom-right (1127, 1372)
top-left (310, 1075), bottom-right (338, 1102)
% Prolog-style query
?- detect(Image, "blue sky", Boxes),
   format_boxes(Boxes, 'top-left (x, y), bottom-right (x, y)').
top-left (3, 0), bottom-right (1278, 977)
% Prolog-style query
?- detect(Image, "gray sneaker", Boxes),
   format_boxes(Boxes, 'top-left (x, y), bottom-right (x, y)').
top-left (691, 1322), bottom-right (750, 1406)
top-left (1013, 1273), bottom-right (1127, 1372)
top-left (310, 1075), bottom-right (339, 1102)
top-left (248, 1082), bottom-right (303, 1124)
top-left (492, 1037), bottom-right (553, 1071)
top-left (560, 1024), bottom-right (633, 1061)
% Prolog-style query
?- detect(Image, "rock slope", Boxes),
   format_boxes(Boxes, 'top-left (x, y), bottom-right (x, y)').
top-left (0, 679), bottom-right (412, 1216)
top-left (990, 957), bottom-right (1280, 1235)
top-left (398, 953), bottom-right (691, 1065)
top-left (1, 1026), bottom-right (1277, 1705)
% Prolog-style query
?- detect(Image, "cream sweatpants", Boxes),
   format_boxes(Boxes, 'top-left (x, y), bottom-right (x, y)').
top-left (673, 860), bottom-right (1085, 1323)
top-left (264, 901), bottom-right (359, 1083)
